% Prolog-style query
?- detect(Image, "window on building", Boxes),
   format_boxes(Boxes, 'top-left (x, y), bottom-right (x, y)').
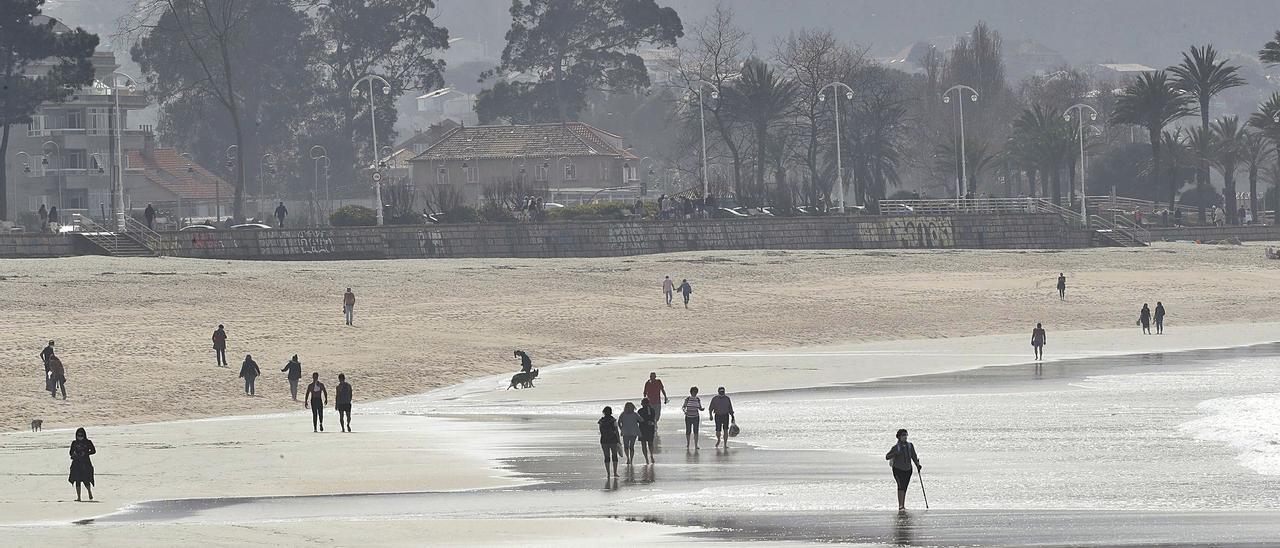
top-left (414, 143), bottom-right (429, 154)
top-left (27, 115), bottom-right (46, 136)
top-left (64, 188), bottom-right (90, 209)
top-left (64, 150), bottom-right (87, 170)
top-left (436, 167), bottom-right (449, 186)
top-left (624, 164), bottom-right (638, 182)
top-left (563, 162), bottom-right (577, 181)
top-left (65, 110), bottom-right (84, 129)
top-left (536, 163), bottom-right (549, 182)
top-left (465, 164), bottom-right (479, 184)
top-left (88, 108), bottom-right (110, 135)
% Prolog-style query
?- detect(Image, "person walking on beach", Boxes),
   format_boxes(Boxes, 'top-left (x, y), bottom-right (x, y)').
top-left (662, 276), bottom-right (674, 307)
top-left (619, 402), bottom-right (642, 465)
top-left (274, 201), bottom-right (288, 228)
top-left (1139, 303), bottom-right (1152, 335)
top-left (638, 398), bottom-right (657, 464)
top-left (144, 203), bottom-right (156, 230)
top-left (644, 372), bottom-right (669, 423)
top-left (305, 373), bottom-right (328, 432)
top-left (709, 387), bottom-right (735, 448)
top-left (212, 325), bottom-right (228, 367)
top-left (676, 279), bottom-right (693, 309)
top-left (682, 387), bottom-right (704, 450)
top-left (885, 429), bottom-right (922, 511)
top-left (1056, 273), bottom-right (1066, 301)
top-left (342, 288), bottom-right (356, 326)
top-left (1154, 302), bottom-right (1166, 335)
top-left (47, 352), bottom-right (67, 399)
top-left (1031, 323), bottom-right (1046, 361)
top-left (69, 428), bottom-right (96, 502)
top-left (599, 406), bottom-right (621, 477)
top-left (336, 373), bottom-right (353, 432)
top-left (281, 355), bottom-right (303, 400)
top-left (515, 350), bottom-right (533, 374)
top-left (41, 340), bottom-right (55, 373)
top-left (239, 354), bottom-right (261, 396)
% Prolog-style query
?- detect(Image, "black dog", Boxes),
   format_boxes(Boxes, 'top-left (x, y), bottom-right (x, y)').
top-left (508, 369), bottom-right (539, 389)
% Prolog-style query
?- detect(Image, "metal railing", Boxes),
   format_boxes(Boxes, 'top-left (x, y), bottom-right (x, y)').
top-left (121, 214), bottom-right (162, 254)
top-left (71, 214), bottom-right (122, 255)
top-left (1109, 213), bottom-right (1150, 244)
top-left (879, 198), bottom-right (1149, 246)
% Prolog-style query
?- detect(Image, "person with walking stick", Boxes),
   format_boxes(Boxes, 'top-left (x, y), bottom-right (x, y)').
top-left (885, 428), bottom-right (923, 511)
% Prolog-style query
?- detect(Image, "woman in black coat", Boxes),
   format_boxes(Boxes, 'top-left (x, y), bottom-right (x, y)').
top-left (69, 427), bottom-right (96, 501)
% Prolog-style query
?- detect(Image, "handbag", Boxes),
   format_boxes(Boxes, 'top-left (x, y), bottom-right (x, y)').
top-left (728, 422), bottom-right (740, 437)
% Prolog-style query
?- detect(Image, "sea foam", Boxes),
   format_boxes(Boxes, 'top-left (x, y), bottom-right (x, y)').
top-left (1180, 393), bottom-right (1280, 476)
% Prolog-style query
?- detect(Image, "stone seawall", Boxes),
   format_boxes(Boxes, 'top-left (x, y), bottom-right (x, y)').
top-left (152, 214), bottom-right (1089, 261)
top-left (1149, 225), bottom-right (1280, 242)
top-left (0, 233), bottom-right (76, 258)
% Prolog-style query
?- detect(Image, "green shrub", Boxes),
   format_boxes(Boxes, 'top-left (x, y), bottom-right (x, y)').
top-left (329, 205), bottom-right (377, 226)
top-left (479, 203), bottom-right (516, 223)
top-left (546, 201), bottom-right (632, 221)
top-left (434, 206), bottom-right (480, 223)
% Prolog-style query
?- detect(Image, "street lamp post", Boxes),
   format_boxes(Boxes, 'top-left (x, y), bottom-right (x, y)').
top-left (351, 74), bottom-right (392, 226)
top-left (942, 84), bottom-right (979, 201)
top-left (638, 156), bottom-right (654, 196)
top-left (1063, 103), bottom-right (1098, 224)
top-left (110, 72), bottom-right (137, 229)
top-left (221, 145), bottom-right (238, 223)
top-left (818, 82), bottom-right (855, 212)
top-left (41, 140), bottom-right (61, 209)
top-left (259, 152), bottom-right (276, 221)
top-left (692, 81), bottom-right (718, 199)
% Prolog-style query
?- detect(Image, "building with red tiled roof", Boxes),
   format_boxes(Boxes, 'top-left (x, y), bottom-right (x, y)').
top-left (125, 143), bottom-right (235, 221)
top-left (407, 122), bottom-right (645, 206)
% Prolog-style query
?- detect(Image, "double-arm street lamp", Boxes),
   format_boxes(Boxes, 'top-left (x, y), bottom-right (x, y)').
top-left (692, 80), bottom-right (718, 199)
top-left (259, 152), bottom-right (276, 218)
top-left (1063, 103), bottom-right (1098, 224)
top-left (110, 71), bottom-right (137, 229)
top-left (818, 82), bottom-right (855, 212)
top-left (942, 84), bottom-right (979, 200)
top-left (351, 74), bottom-right (392, 226)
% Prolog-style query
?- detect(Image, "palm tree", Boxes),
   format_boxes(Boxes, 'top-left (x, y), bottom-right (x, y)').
top-left (1169, 45), bottom-right (1246, 220)
top-left (726, 57), bottom-right (797, 207)
top-left (1012, 104), bottom-right (1076, 205)
top-left (1261, 31), bottom-right (1280, 65)
top-left (1111, 71), bottom-right (1194, 208)
top-left (1248, 93), bottom-right (1280, 223)
top-left (933, 138), bottom-right (999, 195)
top-left (1205, 116), bottom-right (1248, 224)
top-left (1241, 131), bottom-right (1273, 221)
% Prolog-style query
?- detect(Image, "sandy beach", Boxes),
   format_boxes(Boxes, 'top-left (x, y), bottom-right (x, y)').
top-left (4, 242), bottom-right (1279, 430)
top-left (4, 241), bottom-right (1280, 545)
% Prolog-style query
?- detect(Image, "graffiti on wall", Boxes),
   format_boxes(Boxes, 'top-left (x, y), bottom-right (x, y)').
top-left (415, 230), bottom-right (445, 256)
top-left (260, 229), bottom-right (334, 255)
top-left (608, 223), bottom-right (647, 254)
top-left (885, 218), bottom-right (955, 248)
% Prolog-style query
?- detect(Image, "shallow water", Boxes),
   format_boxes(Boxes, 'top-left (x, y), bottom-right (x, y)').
top-left (91, 343), bottom-right (1280, 545)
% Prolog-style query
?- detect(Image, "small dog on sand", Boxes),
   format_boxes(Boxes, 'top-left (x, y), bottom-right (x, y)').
top-left (508, 369), bottom-right (539, 389)
top-left (30, 419), bottom-right (42, 432)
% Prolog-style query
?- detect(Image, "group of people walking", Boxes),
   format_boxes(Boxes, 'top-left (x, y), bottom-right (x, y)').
top-left (215, 327), bottom-right (355, 431)
top-left (661, 276), bottom-right (694, 308)
top-left (595, 372), bottom-right (738, 477)
top-left (1034, 275), bottom-right (1171, 360)
top-left (40, 340), bottom-right (67, 399)
top-left (1138, 302), bottom-right (1167, 335)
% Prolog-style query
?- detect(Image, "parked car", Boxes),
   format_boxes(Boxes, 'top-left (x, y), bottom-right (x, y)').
top-left (716, 207), bottom-right (750, 218)
top-left (179, 224), bottom-right (216, 231)
top-left (230, 223), bottom-right (272, 230)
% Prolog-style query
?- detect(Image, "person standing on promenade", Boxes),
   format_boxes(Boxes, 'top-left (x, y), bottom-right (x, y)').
top-left (677, 278), bottom-right (693, 309)
top-left (682, 387), bottom-right (704, 450)
top-left (305, 373), bottom-right (328, 432)
top-left (709, 387), bottom-right (735, 448)
top-left (515, 350), bottom-right (532, 374)
top-left (47, 206), bottom-right (58, 231)
top-left (885, 429), bottom-right (922, 511)
top-left (69, 428), bottom-right (96, 502)
top-left (644, 372), bottom-right (669, 424)
top-left (343, 288), bottom-right (356, 326)
top-left (212, 325), bottom-right (228, 367)
top-left (47, 352), bottom-right (67, 399)
top-left (1031, 323), bottom-right (1047, 361)
top-left (1056, 273), bottom-right (1067, 301)
top-left (144, 203), bottom-right (156, 230)
top-left (638, 398), bottom-right (657, 464)
top-left (239, 354), bottom-right (261, 396)
top-left (274, 202), bottom-right (288, 228)
top-left (663, 275), bottom-right (674, 307)
top-left (598, 406), bottom-right (621, 477)
top-left (336, 374), bottom-right (353, 432)
top-left (38, 204), bottom-right (48, 231)
top-left (1154, 302), bottom-right (1166, 335)
top-left (281, 355), bottom-right (303, 400)
top-left (1139, 304), bottom-right (1152, 335)
top-left (619, 402), bottom-right (641, 465)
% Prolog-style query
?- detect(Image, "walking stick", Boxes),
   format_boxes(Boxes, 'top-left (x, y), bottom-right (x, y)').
top-left (917, 467), bottom-right (929, 509)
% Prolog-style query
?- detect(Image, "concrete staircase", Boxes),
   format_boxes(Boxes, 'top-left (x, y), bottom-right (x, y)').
top-left (70, 214), bottom-right (159, 257)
